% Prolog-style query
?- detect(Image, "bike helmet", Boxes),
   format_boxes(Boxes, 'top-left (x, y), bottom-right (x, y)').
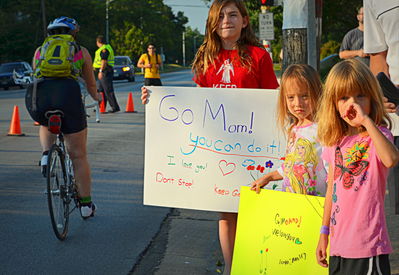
top-left (47, 16), bottom-right (79, 32)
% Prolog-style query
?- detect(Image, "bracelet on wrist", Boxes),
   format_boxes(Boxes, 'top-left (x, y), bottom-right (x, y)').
top-left (320, 225), bottom-right (330, 235)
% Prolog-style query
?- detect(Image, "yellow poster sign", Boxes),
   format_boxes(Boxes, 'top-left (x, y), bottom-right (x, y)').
top-left (232, 187), bottom-right (328, 275)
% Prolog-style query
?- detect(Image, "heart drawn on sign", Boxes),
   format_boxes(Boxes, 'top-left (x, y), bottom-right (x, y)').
top-left (219, 160), bottom-right (236, 176)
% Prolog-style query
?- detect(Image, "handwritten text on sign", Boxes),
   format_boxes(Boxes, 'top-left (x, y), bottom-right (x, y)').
top-left (232, 187), bottom-right (327, 275)
top-left (144, 86), bottom-right (285, 212)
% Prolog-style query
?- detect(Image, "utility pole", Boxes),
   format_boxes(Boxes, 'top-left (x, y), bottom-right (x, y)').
top-left (105, 0), bottom-right (114, 43)
top-left (182, 31), bottom-right (186, 67)
top-left (106, 0), bottom-right (110, 43)
top-left (282, 0), bottom-right (307, 72)
top-left (41, 0), bottom-right (47, 39)
top-left (281, 0), bottom-right (322, 72)
top-left (307, 0), bottom-right (317, 69)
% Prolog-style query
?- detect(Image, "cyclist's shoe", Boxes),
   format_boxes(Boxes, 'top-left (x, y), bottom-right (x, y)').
top-left (79, 202), bottom-right (96, 219)
top-left (39, 151), bottom-right (49, 178)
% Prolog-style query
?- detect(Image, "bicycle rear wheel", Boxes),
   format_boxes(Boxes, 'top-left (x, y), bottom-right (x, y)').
top-left (47, 144), bottom-right (70, 240)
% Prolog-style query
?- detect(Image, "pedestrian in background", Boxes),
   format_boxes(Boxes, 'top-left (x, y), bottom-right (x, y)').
top-left (364, 0), bottom-right (399, 215)
top-left (137, 43), bottom-right (163, 86)
top-left (339, 6), bottom-right (369, 66)
top-left (93, 35), bottom-right (120, 113)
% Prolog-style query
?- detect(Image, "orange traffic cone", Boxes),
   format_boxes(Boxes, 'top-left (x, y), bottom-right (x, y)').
top-left (8, 105), bottom-right (25, 136)
top-left (125, 92), bottom-right (136, 113)
top-left (100, 92), bottom-right (106, 113)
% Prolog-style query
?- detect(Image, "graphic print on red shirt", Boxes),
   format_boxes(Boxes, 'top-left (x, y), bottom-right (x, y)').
top-left (194, 46), bottom-right (279, 89)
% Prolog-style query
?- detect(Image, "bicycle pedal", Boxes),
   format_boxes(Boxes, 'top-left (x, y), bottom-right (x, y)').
top-left (48, 115), bottom-right (62, 134)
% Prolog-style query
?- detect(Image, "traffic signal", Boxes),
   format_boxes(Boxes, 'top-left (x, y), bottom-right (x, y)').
top-left (261, 0), bottom-right (274, 6)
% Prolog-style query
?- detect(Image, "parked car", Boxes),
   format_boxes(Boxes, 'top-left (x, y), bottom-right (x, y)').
top-left (0, 62), bottom-right (33, 90)
top-left (113, 56), bottom-right (135, 82)
top-left (319, 53), bottom-right (340, 81)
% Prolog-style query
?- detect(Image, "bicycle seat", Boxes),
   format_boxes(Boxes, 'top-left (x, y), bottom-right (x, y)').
top-left (45, 110), bottom-right (64, 119)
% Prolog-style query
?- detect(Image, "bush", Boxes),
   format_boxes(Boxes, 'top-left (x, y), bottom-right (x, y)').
top-left (320, 40), bottom-right (341, 60)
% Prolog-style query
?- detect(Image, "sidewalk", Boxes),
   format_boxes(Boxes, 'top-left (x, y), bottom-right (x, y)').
top-left (130, 209), bottom-right (222, 275)
top-left (131, 200), bottom-right (399, 275)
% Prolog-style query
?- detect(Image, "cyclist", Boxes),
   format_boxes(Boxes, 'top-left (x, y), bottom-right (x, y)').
top-left (26, 17), bottom-right (99, 218)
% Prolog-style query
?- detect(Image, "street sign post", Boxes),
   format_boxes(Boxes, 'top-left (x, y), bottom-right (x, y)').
top-left (259, 12), bottom-right (274, 41)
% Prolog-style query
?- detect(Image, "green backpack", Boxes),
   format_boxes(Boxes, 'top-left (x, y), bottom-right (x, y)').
top-left (35, 34), bottom-right (78, 78)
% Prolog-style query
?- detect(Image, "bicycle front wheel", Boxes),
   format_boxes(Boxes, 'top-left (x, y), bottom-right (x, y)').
top-left (47, 144), bottom-right (70, 240)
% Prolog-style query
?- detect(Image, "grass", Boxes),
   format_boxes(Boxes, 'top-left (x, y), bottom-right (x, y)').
top-left (273, 63), bottom-right (282, 78)
top-left (135, 63), bottom-right (190, 75)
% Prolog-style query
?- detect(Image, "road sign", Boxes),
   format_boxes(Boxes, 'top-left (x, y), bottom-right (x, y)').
top-left (259, 12), bottom-right (274, 41)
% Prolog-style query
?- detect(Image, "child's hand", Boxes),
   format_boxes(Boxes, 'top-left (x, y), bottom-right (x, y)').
top-left (141, 86), bottom-right (149, 104)
top-left (383, 96), bottom-right (397, 113)
top-left (250, 177), bottom-right (269, 194)
top-left (342, 103), bottom-right (368, 127)
top-left (316, 234), bottom-right (329, 268)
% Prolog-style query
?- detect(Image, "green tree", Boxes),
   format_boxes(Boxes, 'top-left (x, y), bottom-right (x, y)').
top-left (111, 22), bottom-right (151, 60)
top-left (0, 0), bottom-right (190, 65)
top-left (184, 27), bottom-right (204, 66)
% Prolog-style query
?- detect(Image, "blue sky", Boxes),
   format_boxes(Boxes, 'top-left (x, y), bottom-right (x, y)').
top-left (163, 0), bottom-right (210, 34)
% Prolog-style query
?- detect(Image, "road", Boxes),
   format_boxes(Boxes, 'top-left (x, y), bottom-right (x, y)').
top-left (0, 71), bottom-right (196, 274)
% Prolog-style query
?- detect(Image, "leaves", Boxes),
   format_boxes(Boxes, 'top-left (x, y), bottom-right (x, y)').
top-left (0, 0), bottom-right (203, 66)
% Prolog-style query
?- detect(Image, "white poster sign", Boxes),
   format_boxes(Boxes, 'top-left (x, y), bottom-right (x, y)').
top-left (144, 87), bottom-right (285, 212)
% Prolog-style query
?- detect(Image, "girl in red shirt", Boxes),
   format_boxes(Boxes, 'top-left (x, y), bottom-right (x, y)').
top-left (141, 1), bottom-right (278, 273)
top-left (191, 1), bottom-right (278, 274)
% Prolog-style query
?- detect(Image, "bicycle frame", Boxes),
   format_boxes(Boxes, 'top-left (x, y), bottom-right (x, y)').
top-left (46, 112), bottom-right (80, 240)
top-left (56, 132), bottom-right (79, 212)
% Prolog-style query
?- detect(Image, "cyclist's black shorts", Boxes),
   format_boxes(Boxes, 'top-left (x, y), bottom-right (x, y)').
top-left (25, 78), bottom-right (87, 134)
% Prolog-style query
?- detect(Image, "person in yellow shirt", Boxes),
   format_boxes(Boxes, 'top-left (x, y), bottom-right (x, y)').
top-left (137, 44), bottom-right (163, 86)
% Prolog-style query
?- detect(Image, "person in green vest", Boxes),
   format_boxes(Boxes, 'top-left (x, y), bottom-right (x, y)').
top-left (93, 35), bottom-right (120, 113)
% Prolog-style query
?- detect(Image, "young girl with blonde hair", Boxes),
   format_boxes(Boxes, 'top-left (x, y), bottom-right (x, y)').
top-left (316, 59), bottom-right (398, 274)
top-left (251, 64), bottom-right (327, 197)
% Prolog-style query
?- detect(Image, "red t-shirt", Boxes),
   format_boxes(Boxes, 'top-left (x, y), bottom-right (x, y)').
top-left (194, 45), bottom-right (279, 89)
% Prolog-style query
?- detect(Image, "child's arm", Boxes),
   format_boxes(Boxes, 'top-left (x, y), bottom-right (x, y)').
top-left (344, 102), bottom-right (399, 167)
top-left (250, 170), bottom-right (282, 194)
top-left (362, 117), bottom-right (399, 167)
top-left (316, 165), bottom-right (333, 268)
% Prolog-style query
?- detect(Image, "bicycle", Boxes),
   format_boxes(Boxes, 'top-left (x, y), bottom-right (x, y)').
top-left (44, 86), bottom-right (99, 240)
top-left (45, 110), bottom-right (80, 240)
